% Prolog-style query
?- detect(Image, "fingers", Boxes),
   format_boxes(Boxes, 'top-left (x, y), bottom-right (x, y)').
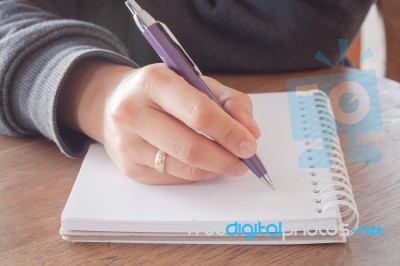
top-left (126, 108), bottom-right (249, 177)
top-left (142, 65), bottom-right (260, 159)
top-left (123, 136), bottom-right (220, 182)
top-left (106, 129), bottom-right (237, 184)
top-left (202, 77), bottom-right (261, 140)
top-left (114, 144), bottom-right (213, 185)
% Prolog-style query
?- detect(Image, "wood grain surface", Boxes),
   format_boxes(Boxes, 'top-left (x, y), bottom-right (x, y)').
top-left (1, 69), bottom-right (399, 265)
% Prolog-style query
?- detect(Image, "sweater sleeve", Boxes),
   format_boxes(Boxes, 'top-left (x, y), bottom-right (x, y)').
top-left (0, 0), bottom-right (138, 157)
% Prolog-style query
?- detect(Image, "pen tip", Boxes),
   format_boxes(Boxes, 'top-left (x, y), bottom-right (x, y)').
top-left (260, 174), bottom-right (275, 191)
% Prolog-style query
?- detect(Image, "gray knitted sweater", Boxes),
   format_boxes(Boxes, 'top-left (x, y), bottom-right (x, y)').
top-left (0, 0), bottom-right (372, 157)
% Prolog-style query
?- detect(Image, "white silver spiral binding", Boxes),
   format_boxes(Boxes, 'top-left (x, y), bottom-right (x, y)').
top-left (298, 89), bottom-right (359, 235)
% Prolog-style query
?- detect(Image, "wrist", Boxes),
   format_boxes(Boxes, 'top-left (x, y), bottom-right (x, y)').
top-left (58, 58), bottom-right (137, 143)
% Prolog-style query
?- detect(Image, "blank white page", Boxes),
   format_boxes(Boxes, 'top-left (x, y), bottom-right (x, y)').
top-left (62, 92), bottom-right (338, 231)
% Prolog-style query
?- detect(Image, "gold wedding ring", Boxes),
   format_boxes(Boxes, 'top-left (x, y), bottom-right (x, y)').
top-left (155, 150), bottom-right (167, 174)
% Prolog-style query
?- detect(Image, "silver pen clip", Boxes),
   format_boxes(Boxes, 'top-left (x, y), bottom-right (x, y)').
top-left (125, 0), bottom-right (202, 75)
top-left (125, 0), bottom-right (155, 31)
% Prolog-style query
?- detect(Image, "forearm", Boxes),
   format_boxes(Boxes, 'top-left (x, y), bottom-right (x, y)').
top-left (0, 0), bottom-right (137, 156)
top-left (58, 59), bottom-right (137, 144)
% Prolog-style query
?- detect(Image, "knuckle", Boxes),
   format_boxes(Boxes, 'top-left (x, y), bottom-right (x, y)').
top-left (177, 140), bottom-right (202, 165)
top-left (108, 100), bottom-right (127, 123)
top-left (108, 98), bottom-right (143, 128)
top-left (181, 164), bottom-right (204, 181)
top-left (136, 64), bottom-right (165, 96)
top-left (138, 64), bottom-right (164, 80)
top-left (201, 76), bottom-right (219, 87)
top-left (222, 123), bottom-right (240, 146)
top-left (237, 91), bottom-right (252, 105)
top-left (188, 98), bottom-right (213, 130)
top-left (224, 92), bottom-right (252, 111)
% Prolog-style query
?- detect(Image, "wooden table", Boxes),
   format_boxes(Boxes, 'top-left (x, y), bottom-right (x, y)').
top-left (1, 69), bottom-right (399, 265)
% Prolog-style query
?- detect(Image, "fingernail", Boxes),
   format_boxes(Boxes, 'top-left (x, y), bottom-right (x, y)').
top-left (235, 163), bottom-right (248, 176)
top-left (239, 140), bottom-right (256, 158)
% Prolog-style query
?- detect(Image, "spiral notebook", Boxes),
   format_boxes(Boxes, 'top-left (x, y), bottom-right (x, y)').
top-left (60, 90), bottom-right (359, 244)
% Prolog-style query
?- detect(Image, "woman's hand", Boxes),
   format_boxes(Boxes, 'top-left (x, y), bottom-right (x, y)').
top-left (58, 60), bottom-right (260, 184)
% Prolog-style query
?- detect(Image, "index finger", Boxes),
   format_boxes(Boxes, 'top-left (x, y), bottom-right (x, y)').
top-left (143, 65), bottom-right (258, 159)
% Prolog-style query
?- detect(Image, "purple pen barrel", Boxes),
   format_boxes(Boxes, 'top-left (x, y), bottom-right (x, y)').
top-left (143, 23), bottom-right (221, 105)
top-left (142, 22), bottom-right (270, 184)
top-left (242, 154), bottom-right (268, 178)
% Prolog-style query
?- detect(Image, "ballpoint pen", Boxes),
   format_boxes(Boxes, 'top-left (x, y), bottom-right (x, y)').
top-left (125, 0), bottom-right (274, 190)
